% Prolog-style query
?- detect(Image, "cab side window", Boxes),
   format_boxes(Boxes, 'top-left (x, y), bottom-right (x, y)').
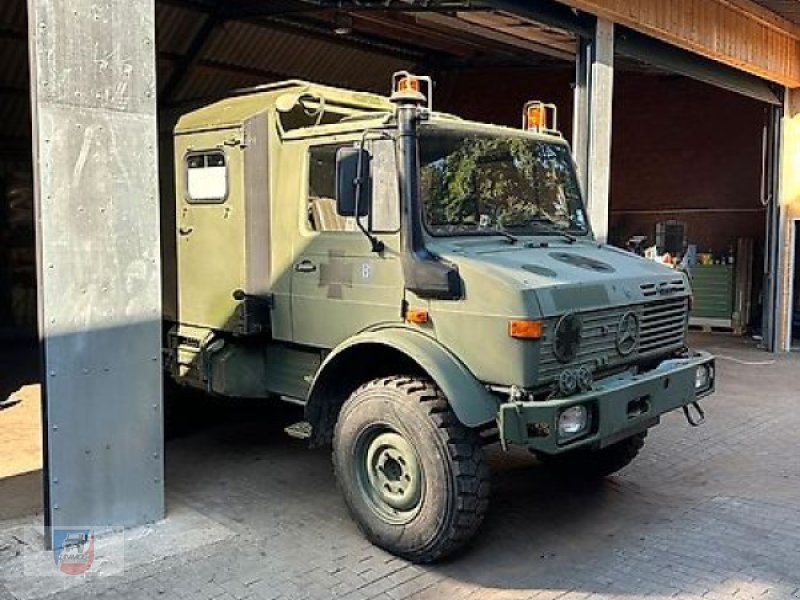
top-left (308, 144), bottom-right (356, 233)
top-left (186, 151), bottom-right (227, 204)
top-left (369, 139), bottom-right (400, 233)
top-left (307, 140), bottom-right (400, 233)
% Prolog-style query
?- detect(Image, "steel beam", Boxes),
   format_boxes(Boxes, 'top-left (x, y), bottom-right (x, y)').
top-left (27, 0), bottom-right (164, 546)
top-left (483, 0), bottom-right (593, 38)
top-left (572, 35), bottom-right (591, 196)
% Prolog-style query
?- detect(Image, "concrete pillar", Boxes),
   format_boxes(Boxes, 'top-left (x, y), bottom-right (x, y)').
top-left (586, 18), bottom-right (614, 244)
top-left (27, 0), bottom-right (164, 544)
top-left (777, 88), bottom-right (800, 351)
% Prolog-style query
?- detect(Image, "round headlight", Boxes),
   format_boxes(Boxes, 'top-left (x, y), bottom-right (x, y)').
top-left (558, 405), bottom-right (588, 437)
top-left (553, 313), bottom-right (582, 363)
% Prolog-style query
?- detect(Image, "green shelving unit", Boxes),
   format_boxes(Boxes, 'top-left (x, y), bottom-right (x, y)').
top-left (689, 264), bottom-right (735, 328)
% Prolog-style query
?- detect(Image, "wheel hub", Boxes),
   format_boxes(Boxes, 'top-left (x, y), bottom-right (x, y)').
top-left (363, 431), bottom-right (422, 515)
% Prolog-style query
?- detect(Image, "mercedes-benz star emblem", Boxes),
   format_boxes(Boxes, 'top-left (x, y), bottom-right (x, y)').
top-left (616, 312), bottom-right (639, 356)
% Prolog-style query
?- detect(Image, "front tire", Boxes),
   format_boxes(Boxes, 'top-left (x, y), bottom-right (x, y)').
top-left (539, 432), bottom-right (647, 479)
top-left (332, 376), bottom-right (490, 563)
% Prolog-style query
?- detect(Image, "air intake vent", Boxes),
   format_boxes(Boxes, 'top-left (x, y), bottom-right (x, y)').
top-left (641, 279), bottom-right (687, 297)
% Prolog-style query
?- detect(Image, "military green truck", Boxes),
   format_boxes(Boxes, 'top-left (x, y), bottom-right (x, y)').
top-left (164, 72), bottom-right (715, 562)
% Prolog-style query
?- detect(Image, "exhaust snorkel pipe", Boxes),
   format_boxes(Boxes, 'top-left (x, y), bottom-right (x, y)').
top-left (392, 74), bottom-right (462, 300)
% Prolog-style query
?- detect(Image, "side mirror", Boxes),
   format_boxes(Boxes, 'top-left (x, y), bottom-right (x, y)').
top-left (336, 147), bottom-right (371, 217)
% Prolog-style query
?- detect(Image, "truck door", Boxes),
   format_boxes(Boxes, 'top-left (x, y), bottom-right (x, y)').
top-left (175, 130), bottom-right (245, 332)
top-left (291, 139), bottom-right (403, 348)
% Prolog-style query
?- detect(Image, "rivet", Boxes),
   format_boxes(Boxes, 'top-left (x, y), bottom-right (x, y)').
top-left (52, 424), bottom-right (58, 431)
top-left (53, 504), bottom-right (59, 510)
top-left (53, 477), bottom-right (59, 484)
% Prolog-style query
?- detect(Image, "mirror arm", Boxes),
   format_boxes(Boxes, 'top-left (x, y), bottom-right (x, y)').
top-left (354, 130), bottom-right (386, 253)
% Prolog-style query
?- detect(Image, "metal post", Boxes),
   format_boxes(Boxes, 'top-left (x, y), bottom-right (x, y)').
top-left (777, 88), bottom-right (800, 351)
top-left (27, 0), bottom-right (164, 545)
top-left (586, 18), bottom-right (614, 244)
top-left (572, 35), bottom-right (592, 197)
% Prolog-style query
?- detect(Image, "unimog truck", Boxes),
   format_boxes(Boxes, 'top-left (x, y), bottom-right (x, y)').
top-left (164, 72), bottom-right (715, 562)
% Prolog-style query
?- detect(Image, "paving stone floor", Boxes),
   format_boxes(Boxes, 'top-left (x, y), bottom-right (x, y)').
top-left (2, 334), bottom-right (799, 600)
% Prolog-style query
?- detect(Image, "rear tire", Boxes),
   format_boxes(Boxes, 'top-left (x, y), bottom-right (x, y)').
top-left (332, 376), bottom-right (490, 563)
top-left (539, 432), bottom-right (647, 479)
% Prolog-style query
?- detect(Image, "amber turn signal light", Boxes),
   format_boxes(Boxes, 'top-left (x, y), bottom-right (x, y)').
top-left (406, 308), bottom-right (430, 324)
top-left (508, 319), bottom-right (543, 339)
top-left (397, 77), bottom-right (420, 94)
top-left (526, 105), bottom-right (546, 130)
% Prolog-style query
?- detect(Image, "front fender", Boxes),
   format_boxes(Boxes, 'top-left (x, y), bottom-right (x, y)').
top-left (309, 326), bottom-right (498, 428)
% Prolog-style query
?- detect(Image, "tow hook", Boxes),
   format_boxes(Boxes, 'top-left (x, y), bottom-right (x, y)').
top-left (682, 401), bottom-right (705, 427)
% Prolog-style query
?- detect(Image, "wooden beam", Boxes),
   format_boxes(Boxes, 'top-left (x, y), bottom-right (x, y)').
top-left (554, 0), bottom-right (800, 87)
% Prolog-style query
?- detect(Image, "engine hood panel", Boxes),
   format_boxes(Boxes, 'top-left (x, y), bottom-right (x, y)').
top-left (429, 237), bottom-right (689, 317)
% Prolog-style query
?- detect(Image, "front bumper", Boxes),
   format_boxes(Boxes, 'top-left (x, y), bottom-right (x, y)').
top-left (497, 351), bottom-right (715, 454)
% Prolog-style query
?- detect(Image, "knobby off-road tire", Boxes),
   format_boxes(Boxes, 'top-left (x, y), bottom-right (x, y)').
top-left (540, 432), bottom-right (647, 479)
top-left (332, 376), bottom-right (490, 563)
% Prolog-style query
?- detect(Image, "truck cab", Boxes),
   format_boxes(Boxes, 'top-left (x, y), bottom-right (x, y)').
top-left (164, 73), bottom-right (715, 563)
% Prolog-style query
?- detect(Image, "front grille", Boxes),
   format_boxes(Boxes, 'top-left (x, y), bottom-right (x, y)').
top-left (538, 297), bottom-right (688, 384)
top-left (640, 278), bottom-right (687, 298)
top-left (639, 298), bottom-right (688, 353)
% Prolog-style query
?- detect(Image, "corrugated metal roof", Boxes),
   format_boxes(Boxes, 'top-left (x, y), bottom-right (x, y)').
top-left (0, 38), bottom-right (28, 88)
top-left (156, 3), bottom-right (208, 56)
top-left (1, 0), bottom-right (567, 109)
top-left (0, 96), bottom-right (31, 140)
top-left (195, 20), bottom-right (413, 95)
top-left (0, 0), bottom-right (30, 144)
top-left (0, 0), bottom-right (26, 33)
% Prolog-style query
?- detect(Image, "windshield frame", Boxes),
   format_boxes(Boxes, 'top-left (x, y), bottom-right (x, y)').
top-left (417, 122), bottom-right (591, 240)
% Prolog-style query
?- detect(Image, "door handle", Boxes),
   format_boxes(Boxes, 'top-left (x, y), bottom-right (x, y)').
top-left (295, 259), bottom-right (317, 273)
top-left (178, 226), bottom-right (194, 236)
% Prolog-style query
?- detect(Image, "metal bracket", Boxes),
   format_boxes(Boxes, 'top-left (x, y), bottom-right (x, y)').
top-left (682, 401), bottom-right (706, 427)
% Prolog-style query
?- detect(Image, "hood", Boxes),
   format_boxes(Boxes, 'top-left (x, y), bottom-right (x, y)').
top-left (428, 237), bottom-right (689, 318)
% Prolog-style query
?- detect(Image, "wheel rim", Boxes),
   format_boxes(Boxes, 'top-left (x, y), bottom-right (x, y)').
top-left (355, 427), bottom-right (423, 524)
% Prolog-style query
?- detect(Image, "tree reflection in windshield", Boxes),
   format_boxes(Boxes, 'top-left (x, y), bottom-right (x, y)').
top-left (419, 128), bottom-right (588, 237)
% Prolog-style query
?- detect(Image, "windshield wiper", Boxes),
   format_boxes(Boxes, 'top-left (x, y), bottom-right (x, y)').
top-left (479, 228), bottom-right (519, 244)
top-left (526, 218), bottom-right (577, 244)
top-left (537, 228), bottom-right (577, 244)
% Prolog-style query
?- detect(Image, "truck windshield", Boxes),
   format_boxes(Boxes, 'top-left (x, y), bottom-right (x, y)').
top-left (419, 126), bottom-right (588, 237)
